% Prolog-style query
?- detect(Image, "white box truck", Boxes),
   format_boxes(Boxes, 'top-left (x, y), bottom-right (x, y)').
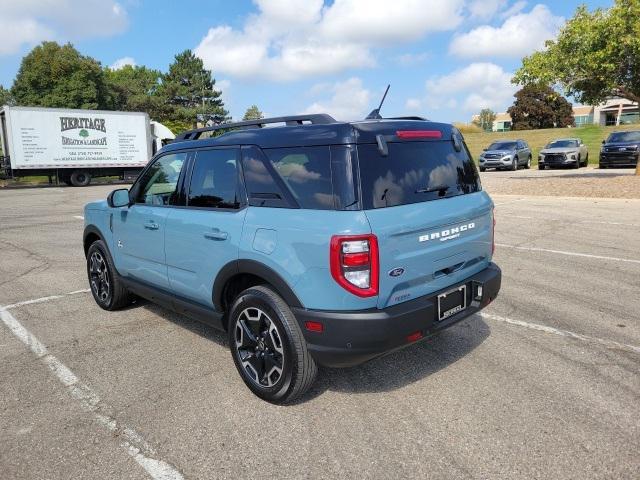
top-left (0, 106), bottom-right (174, 186)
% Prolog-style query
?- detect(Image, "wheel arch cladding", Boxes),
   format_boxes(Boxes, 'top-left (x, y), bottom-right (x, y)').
top-left (213, 260), bottom-right (304, 321)
top-left (83, 225), bottom-right (105, 257)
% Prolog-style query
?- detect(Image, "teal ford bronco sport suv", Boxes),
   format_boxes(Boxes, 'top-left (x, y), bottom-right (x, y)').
top-left (83, 114), bottom-right (501, 403)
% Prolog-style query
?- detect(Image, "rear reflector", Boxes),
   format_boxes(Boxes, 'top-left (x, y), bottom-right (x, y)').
top-left (396, 130), bottom-right (442, 139)
top-left (342, 252), bottom-right (370, 267)
top-left (305, 321), bottom-right (324, 333)
top-left (406, 331), bottom-right (423, 342)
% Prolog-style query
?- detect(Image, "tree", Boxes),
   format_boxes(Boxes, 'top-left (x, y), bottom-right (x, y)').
top-left (0, 85), bottom-right (12, 106)
top-left (159, 50), bottom-right (228, 127)
top-left (11, 42), bottom-right (111, 109)
top-left (507, 84), bottom-right (574, 130)
top-left (105, 65), bottom-right (165, 118)
top-left (473, 108), bottom-right (496, 131)
top-left (243, 105), bottom-right (264, 121)
top-left (512, 0), bottom-right (640, 173)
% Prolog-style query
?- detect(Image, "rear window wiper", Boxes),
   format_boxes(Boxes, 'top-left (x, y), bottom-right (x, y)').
top-left (415, 184), bottom-right (450, 194)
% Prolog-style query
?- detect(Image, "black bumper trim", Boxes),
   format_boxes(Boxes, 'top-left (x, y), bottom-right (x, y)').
top-left (292, 263), bottom-right (501, 368)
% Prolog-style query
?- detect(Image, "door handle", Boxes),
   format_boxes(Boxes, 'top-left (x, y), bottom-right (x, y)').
top-left (144, 221), bottom-right (159, 230)
top-left (203, 230), bottom-right (228, 241)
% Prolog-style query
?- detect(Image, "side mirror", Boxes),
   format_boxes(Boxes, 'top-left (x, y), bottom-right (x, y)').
top-left (107, 188), bottom-right (131, 208)
top-left (482, 148), bottom-right (487, 151)
top-left (601, 139), bottom-right (606, 144)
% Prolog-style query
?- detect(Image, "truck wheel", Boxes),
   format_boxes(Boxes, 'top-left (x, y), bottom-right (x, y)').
top-left (510, 157), bottom-right (518, 171)
top-left (228, 285), bottom-right (317, 404)
top-left (70, 170), bottom-right (91, 187)
top-left (86, 240), bottom-right (132, 310)
top-left (525, 155), bottom-right (531, 169)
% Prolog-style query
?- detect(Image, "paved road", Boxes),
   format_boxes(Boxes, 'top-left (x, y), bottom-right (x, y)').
top-left (1, 186), bottom-right (638, 479)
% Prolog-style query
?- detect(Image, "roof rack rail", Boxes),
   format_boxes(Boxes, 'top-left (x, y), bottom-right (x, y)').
top-left (174, 114), bottom-right (337, 141)
top-left (385, 116), bottom-right (429, 121)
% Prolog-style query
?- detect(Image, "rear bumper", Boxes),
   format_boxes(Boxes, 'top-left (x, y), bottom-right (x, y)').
top-left (292, 263), bottom-right (501, 368)
top-left (599, 153), bottom-right (638, 167)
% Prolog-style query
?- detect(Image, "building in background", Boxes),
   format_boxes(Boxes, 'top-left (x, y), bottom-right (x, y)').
top-left (472, 97), bottom-right (639, 132)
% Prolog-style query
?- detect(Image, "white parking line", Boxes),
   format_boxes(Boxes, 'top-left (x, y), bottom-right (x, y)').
top-left (481, 312), bottom-right (640, 355)
top-left (496, 243), bottom-right (640, 265)
top-left (0, 294), bottom-right (183, 480)
top-left (74, 215), bottom-right (84, 220)
top-left (580, 220), bottom-right (640, 228)
top-left (2, 289), bottom-right (90, 310)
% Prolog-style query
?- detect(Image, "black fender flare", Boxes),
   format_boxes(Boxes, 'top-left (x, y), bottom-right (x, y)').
top-left (212, 259), bottom-right (303, 312)
top-left (83, 224), bottom-right (107, 257)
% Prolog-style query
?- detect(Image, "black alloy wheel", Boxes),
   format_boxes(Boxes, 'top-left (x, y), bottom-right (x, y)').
top-left (89, 250), bottom-right (111, 306)
top-left (234, 307), bottom-right (284, 388)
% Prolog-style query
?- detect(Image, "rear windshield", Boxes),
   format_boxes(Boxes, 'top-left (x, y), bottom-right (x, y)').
top-left (488, 141), bottom-right (516, 150)
top-left (607, 131), bottom-right (640, 143)
top-left (358, 141), bottom-right (481, 209)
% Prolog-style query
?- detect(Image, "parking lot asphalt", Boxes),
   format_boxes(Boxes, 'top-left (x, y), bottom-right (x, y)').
top-left (1, 180), bottom-right (639, 479)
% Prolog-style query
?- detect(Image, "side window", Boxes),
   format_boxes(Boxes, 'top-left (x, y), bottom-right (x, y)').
top-left (135, 152), bottom-right (186, 206)
top-left (263, 146), bottom-right (333, 210)
top-left (188, 148), bottom-right (240, 209)
top-left (241, 146), bottom-right (291, 208)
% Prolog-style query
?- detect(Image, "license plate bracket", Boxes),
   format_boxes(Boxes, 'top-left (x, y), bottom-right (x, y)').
top-left (437, 285), bottom-right (467, 321)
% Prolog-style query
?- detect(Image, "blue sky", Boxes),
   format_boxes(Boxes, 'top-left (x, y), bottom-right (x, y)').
top-left (0, 0), bottom-right (613, 123)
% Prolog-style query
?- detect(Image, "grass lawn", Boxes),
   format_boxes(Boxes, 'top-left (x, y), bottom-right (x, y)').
top-left (463, 123), bottom-right (640, 166)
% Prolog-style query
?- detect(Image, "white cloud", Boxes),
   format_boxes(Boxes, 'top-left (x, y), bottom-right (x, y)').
top-left (500, 1), bottom-right (527, 19)
top-left (405, 98), bottom-right (422, 110)
top-left (450, 4), bottom-right (563, 58)
top-left (216, 79), bottom-right (231, 93)
top-left (425, 62), bottom-right (517, 113)
top-left (110, 56), bottom-right (135, 70)
top-left (320, 0), bottom-right (465, 43)
top-left (396, 52), bottom-right (430, 67)
top-left (302, 77), bottom-right (371, 121)
top-left (195, 0), bottom-right (465, 81)
top-left (467, 0), bottom-right (508, 20)
top-left (0, 1), bottom-right (128, 56)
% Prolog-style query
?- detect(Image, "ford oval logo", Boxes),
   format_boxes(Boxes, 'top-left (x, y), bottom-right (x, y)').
top-left (389, 267), bottom-right (405, 277)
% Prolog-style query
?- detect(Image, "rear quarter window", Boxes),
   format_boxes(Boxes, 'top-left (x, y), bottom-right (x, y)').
top-left (358, 141), bottom-right (481, 209)
top-left (263, 146), bottom-right (334, 210)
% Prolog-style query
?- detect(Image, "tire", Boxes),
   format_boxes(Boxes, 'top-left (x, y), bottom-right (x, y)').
top-left (70, 170), bottom-right (91, 187)
top-left (86, 240), bottom-right (132, 310)
top-left (228, 285), bottom-right (317, 404)
top-left (599, 163), bottom-right (606, 169)
top-left (583, 153), bottom-right (589, 167)
top-left (479, 166), bottom-right (486, 172)
top-left (573, 156), bottom-right (580, 169)
top-left (525, 155), bottom-right (531, 169)
top-left (538, 164), bottom-right (545, 170)
top-left (510, 157), bottom-right (518, 171)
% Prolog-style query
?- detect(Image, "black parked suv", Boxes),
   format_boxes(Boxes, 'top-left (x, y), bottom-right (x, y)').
top-left (599, 131), bottom-right (640, 168)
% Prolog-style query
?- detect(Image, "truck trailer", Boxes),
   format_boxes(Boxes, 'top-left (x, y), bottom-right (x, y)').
top-left (0, 106), bottom-right (174, 186)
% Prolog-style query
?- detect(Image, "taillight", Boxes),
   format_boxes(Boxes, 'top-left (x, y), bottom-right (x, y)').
top-left (330, 234), bottom-right (379, 297)
top-left (396, 130), bottom-right (442, 139)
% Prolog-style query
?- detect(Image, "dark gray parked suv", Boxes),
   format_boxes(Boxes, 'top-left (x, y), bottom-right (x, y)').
top-left (479, 140), bottom-right (532, 171)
